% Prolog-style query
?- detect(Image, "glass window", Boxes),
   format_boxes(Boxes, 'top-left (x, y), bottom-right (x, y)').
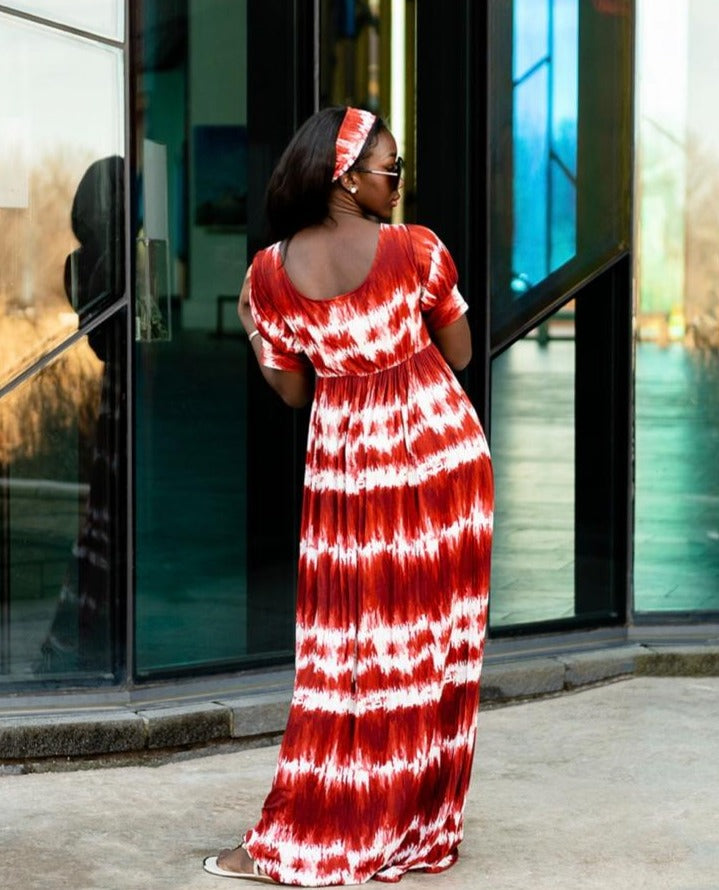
top-left (0, 309), bottom-right (126, 683)
top-left (1, 1), bottom-right (124, 41)
top-left (134, 0), bottom-right (263, 676)
top-left (490, 0), bottom-right (632, 350)
top-left (634, 0), bottom-right (719, 614)
top-left (489, 314), bottom-right (576, 628)
top-left (0, 13), bottom-right (124, 390)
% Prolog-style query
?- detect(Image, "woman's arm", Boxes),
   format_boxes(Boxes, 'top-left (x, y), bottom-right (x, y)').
top-left (432, 315), bottom-right (472, 371)
top-left (238, 270), bottom-right (314, 408)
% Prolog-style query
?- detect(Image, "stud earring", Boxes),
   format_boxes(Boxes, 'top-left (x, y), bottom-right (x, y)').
top-left (350, 186), bottom-right (358, 194)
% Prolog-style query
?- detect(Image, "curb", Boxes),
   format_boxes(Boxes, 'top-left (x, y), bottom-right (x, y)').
top-left (1, 644), bottom-right (717, 767)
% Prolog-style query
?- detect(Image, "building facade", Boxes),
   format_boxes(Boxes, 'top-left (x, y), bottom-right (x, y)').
top-left (0, 0), bottom-right (717, 705)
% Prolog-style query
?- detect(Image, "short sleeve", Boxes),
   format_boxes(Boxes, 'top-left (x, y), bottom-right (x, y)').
top-left (408, 225), bottom-right (469, 331)
top-left (248, 252), bottom-right (309, 373)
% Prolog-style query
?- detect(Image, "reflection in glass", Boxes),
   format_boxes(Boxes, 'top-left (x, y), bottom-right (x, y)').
top-left (1, 309), bottom-right (126, 681)
top-left (634, 0), bottom-right (719, 613)
top-left (319, 0), bottom-right (416, 222)
top-left (2, 1), bottom-right (123, 41)
top-left (0, 13), bottom-right (124, 388)
top-left (490, 319), bottom-right (575, 628)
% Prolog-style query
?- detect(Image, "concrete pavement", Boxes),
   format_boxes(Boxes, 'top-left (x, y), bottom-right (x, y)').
top-left (1, 676), bottom-right (718, 890)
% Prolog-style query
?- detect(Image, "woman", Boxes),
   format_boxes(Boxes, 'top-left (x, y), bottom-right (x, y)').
top-left (204, 107), bottom-right (493, 885)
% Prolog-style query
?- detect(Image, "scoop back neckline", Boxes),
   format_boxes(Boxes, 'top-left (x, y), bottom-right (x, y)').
top-left (280, 223), bottom-right (387, 303)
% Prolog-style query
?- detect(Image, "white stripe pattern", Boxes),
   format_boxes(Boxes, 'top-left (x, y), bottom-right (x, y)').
top-left (284, 285), bottom-right (427, 373)
top-left (314, 377), bottom-right (463, 427)
top-left (305, 435), bottom-right (489, 493)
top-left (248, 807), bottom-right (466, 886)
top-left (301, 505), bottom-right (492, 565)
top-left (296, 595), bottom-right (487, 654)
top-left (276, 730), bottom-right (475, 787)
top-left (309, 407), bottom-right (472, 457)
top-left (292, 665), bottom-right (482, 716)
top-left (295, 617), bottom-right (487, 683)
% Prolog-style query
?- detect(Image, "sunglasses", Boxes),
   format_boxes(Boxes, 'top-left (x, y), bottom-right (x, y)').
top-left (353, 156), bottom-right (404, 189)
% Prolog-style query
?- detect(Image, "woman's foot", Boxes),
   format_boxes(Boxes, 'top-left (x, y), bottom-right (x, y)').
top-left (203, 841), bottom-right (276, 882)
top-left (216, 843), bottom-right (258, 875)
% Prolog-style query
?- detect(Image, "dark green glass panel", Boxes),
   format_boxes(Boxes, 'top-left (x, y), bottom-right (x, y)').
top-left (635, 348), bottom-right (719, 612)
top-left (133, 0), bottom-right (296, 676)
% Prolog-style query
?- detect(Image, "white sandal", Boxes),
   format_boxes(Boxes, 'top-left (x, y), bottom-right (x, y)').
top-left (203, 842), bottom-right (278, 883)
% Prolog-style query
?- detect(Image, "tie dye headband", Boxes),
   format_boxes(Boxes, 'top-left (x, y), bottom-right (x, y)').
top-left (332, 107), bottom-right (377, 182)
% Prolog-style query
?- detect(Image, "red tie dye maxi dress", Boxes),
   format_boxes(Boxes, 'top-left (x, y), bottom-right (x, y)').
top-left (246, 223), bottom-right (493, 886)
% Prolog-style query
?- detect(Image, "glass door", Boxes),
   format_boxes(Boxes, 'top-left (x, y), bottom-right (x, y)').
top-left (133, 0), bottom-right (306, 677)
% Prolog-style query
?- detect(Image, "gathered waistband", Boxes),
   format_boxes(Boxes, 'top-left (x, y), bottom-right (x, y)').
top-left (315, 342), bottom-right (438, 381)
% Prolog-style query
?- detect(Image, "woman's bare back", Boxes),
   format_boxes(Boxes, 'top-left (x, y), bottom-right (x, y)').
top-left (282, 217), bottom-right (382, 301)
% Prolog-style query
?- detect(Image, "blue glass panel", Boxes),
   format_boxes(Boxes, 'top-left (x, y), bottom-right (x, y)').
top-left (513, 0), bottom-right (550, 81)
top-left (550, 163), bottom-right (576, 271)
top-left (513, 66), bottom-right (550, 289)
top-left (551, 0), bottom-right (579, 175)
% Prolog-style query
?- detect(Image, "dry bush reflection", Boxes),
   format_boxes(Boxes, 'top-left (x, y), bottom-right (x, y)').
top-left (0, 153), bottom-right (105, 472)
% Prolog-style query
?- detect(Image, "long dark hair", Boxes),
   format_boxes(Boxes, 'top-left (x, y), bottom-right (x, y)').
top-left (265, 106), bottom-right (385, 243)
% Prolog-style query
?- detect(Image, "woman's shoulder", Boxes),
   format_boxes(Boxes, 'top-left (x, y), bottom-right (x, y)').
top-left (397, 224), bottom-right (449, 263)
top-left (250, 242), bottom-right (285, 284)
top-left (249, 242), bottom-right (289, 306)
top-left (252, 241), bottom-right (283, 267)
top-left (401, 223), bottom-right (445, 250)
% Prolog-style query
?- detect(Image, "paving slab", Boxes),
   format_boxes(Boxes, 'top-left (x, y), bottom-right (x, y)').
top-left (1, 677), bottom-right (717, 890)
